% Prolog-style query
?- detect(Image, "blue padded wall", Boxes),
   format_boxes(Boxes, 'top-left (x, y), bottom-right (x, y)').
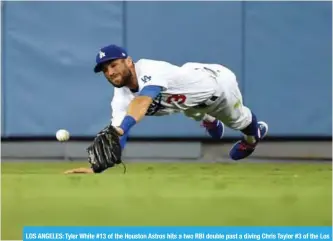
top-left (2, 2), bottom-right (331, 138)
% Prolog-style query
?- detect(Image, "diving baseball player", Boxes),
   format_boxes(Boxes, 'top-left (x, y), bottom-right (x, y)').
top-left (64, 44), bottom-right (268, 174)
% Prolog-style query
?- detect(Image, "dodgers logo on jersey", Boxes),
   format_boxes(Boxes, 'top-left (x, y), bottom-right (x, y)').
top-left (141, 75), bottom-right (152, 83)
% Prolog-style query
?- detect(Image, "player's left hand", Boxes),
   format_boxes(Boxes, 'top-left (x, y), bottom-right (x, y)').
top-left (63, 125), bottom-right (124, 175)
top-left (86, 124), bottom-right (123, 173)
top-left (114, 126), bottom-right (124, 136)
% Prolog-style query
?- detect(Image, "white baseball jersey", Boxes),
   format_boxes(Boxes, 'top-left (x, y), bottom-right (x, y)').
top-left (110, 59), bottom-right (233, 126)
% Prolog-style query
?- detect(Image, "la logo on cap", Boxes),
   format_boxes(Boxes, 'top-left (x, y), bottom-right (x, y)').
top-left (99, 51), bottom-right (106, 59)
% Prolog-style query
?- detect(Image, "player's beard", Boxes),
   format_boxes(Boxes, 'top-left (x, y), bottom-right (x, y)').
top-left (111, 69), bottom-right (132, 88)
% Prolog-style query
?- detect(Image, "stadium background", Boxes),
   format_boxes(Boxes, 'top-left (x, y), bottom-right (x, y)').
top-left (1, 1), bottom-right (331, 139)
top-left (0, 2), bottom-right (332, 240)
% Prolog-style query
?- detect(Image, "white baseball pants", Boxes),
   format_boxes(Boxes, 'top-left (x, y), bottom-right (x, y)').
top-left (184, 65), bottom-right (252, 130)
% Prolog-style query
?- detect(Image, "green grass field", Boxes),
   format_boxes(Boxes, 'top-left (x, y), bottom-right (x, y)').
top-left (1, 161), bottom-right (332, 240)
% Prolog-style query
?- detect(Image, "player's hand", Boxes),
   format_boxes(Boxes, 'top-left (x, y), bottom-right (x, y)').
top-left (114, 126), bottom-right (124, 136)
top-left (64, 167), bottom-right (94, 174)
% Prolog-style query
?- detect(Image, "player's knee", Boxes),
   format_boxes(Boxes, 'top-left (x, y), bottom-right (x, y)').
top-left (223, 114), bottom-right (252, 130)
top-left (225, 121), bottom-right (248, 130)
top-left (183, 109), bottom-right (205, 121)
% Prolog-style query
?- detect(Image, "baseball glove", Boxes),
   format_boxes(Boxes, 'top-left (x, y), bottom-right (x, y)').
top-left (86, 124), bottom-right (124, 173)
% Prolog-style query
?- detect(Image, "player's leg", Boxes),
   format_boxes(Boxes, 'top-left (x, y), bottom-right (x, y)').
top-left (227, 109), bottom-right (269, 160)
top-left (206, 69), bottom-right (268, 160)
top-left (183, 110), bottom-right (224, 139)
top-left (201, 114), bottom-right (224, 139)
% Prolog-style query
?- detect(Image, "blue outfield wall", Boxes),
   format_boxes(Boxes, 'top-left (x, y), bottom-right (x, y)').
top-left (1, 1), bottom-right (332, 138)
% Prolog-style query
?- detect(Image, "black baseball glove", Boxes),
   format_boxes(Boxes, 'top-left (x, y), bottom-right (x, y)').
top-left (86, 124), bottom-right (123, 173)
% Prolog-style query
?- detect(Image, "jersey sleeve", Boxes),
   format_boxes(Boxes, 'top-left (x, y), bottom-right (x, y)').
top-left (136, 60), bottom-right (170, 91)
top-left (110, 88), bottom-right (131, 127)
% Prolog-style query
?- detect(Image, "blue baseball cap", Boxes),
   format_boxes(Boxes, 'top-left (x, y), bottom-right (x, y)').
top-left (94, 44), bottom-right (128, 73)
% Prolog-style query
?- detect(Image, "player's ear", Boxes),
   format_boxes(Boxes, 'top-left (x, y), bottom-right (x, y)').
top-left (125, 57), bottom-right (133, 67)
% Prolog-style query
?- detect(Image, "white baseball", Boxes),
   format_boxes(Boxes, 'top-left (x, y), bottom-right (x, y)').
top-left (56, 129), bottom-right (70, 142)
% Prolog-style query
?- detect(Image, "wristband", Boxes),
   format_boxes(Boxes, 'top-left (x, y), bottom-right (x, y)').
top-left (119, 115), bottom-right (137, 134)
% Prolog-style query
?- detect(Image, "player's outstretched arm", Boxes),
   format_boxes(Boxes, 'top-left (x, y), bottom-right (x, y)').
top-left (64, 86), bottom-right (162, 175)
top-left (116, 96), bottom-right (153, 135)
top-left (116, 86), bottom-right (162, 135)
top-left (128, 96), bottom-right (154, 121)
